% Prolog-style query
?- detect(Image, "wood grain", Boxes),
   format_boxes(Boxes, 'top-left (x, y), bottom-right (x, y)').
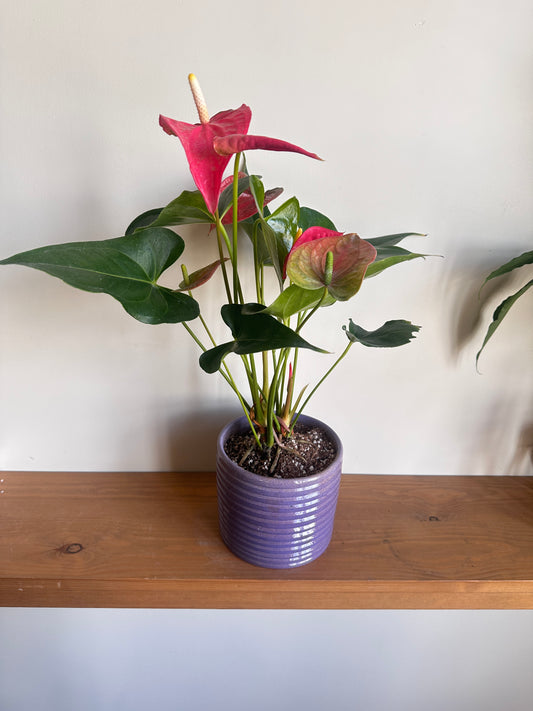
top-left (1, 473), bottom-right (532, 608)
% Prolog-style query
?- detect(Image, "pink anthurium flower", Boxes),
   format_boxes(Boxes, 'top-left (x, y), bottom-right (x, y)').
top-left (285, 226), bottom-right (377, 301)
top-left (160, 74), bottom-right (320, 216)
top-left (219, 174), bottom-right (283, 225)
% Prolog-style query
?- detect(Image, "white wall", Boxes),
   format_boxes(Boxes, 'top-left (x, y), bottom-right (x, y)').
top-left (1, 1), bottom-right (532, 709)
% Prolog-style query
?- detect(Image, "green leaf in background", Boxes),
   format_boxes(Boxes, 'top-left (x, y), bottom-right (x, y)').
top-left (476, 278), bottom-right (533, 366)
top-left (218, 175), bottom-right (252, 218)
top-left (0, 227), bottom-right (200, 325)
top-left (481, 250), bottom-right (533, 288)
top-left (126, 208), bottom-right (164, 235)
top-left (298, 207), bottom-right (337, 232)
top-left (199, 303), bottom-right (327, 373)
top-left (265, 284), bottom-right (335, 319)
top-left (343, 319), bottom-right (420, 347)
top-left (150, 189), bottom-right (214, 227)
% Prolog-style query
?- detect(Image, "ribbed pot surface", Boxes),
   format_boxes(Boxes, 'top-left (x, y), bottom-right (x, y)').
top-left (216, 416), bottom-right (342, 569)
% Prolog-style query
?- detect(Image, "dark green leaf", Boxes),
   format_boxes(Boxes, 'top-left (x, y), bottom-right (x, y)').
top-left (0, 227), bottom-right (199, 324)
top-left (199, 303), bottom-right (327, 373)
top-left (150, 190), bottom-right (214, 227)
top-left (299, 207), bottom-right (337, 232)
top-left (126, 208), bottom-right (164, 235)
top-left (482, 250), bottom-right (533, 288)
top-left (343, 319), bottom-right (420, 347)
top-left (476, 278), bottom-right (533, 365)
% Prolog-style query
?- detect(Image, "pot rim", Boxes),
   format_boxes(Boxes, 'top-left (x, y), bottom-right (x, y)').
top-left (217, 414), bottom-right (343, 486)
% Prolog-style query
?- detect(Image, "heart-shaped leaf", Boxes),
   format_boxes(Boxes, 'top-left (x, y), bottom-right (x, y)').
top-left (0, 227), bottom-right (199, 325)
top-left (343, 319), bottom-right (420, 347)
top-left (199, 303), bottom-right (326, 373)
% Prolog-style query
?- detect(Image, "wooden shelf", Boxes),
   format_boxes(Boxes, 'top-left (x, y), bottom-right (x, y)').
top-left (1, 472), bottom-right (532, 609)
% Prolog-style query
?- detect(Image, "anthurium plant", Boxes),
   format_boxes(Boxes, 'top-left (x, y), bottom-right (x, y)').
top-left (1, 75), bottom-right (426, 453)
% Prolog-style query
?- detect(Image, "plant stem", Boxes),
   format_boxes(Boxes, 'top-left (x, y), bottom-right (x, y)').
top-left (215, 225), bottom-right (233, 304)
top-left (182, 321), bottom-right (261, 447)
top-left (296, 287), bottom-right (329, 333)
top-left (291, 341), bottom-right (353, 431)
top-left (232, 153), bottom-right (241, 304)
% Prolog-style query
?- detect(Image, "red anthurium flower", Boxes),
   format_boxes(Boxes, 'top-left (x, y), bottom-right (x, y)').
top-left (160, 74), bottom-right (320, 216)
top-left (219, 174), bottom-right (283, 225)
top-left (285, 226), bottom-right (377, 301)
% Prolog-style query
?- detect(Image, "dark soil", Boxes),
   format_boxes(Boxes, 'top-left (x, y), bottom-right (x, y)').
top-left (224, 423), bottom-right (337, 479)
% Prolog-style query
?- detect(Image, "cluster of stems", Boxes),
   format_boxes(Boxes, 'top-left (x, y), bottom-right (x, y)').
top-left (180, 150), bottom-right (351, 450)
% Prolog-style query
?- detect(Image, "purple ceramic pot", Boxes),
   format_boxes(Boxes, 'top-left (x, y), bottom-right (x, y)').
top-left (216, 415), bottom-right (343, 569)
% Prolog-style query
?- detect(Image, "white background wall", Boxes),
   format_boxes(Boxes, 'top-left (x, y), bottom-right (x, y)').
top-left (1, 1), bottom-right (532, 709)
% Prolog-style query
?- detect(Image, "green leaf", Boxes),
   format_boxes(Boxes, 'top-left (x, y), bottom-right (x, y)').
top-left (481, 250), bottom-right (533, 288)
top-left (0, 227), bottom-right (200, 325)
top-left (365, 249), bottom-right (428, 278)
top-left (476, 278), bottom-right (533, 366)
top-left (248, 175), bottom-right (265, 217)
top-left (199, 303), bottom-right (327, 373)
top-left (364, 233), bottom-right (428, 278)
top-left (299, 207), bottom-right (337, 232)
top-left (265, 284), bottom-right (335, 319)
top-left (263, 197), bottom-right (300, 285)
top-left (366, 232), bottom-right (426, 248)
top-left (266, 197), bottom-right (300, 252)
top-left (150, 190), bottom-right (214, 227)
top-left (126, 208), bottom-right (164, 235)
top-left (343, 319), bottom-right (420, 347)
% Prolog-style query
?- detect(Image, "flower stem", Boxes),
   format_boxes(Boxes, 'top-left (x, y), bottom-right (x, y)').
top-left (232, 153), bottom-right (241, 304)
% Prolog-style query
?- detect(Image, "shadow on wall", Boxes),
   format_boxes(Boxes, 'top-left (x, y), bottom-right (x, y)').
top-left (162, 405), bottom-right (241, 472)
top-left (442, 249), bottom-right (533, 475)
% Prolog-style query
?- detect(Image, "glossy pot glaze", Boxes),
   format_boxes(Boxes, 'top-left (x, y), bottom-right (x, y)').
top-left (216, 415), bottom-right (343, 569)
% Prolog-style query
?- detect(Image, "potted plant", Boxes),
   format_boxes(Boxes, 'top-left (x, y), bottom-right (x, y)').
top-left (1, 75), bottom-right (427, 568)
